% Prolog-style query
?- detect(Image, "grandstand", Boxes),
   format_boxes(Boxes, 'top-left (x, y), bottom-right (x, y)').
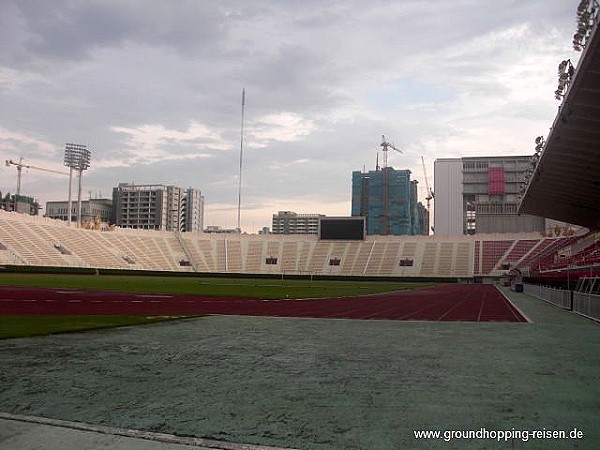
top-left (0, 209), bottom-right (591, 281)
top-left (517, 10), bottom-right (600, 290)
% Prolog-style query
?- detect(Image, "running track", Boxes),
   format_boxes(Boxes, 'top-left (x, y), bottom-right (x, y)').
top-left (0, 284), bottom-right (527, 322)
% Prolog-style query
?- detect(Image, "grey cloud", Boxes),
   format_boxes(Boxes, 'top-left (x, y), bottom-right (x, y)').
top-left (0, 0), bottom-right (579, 230)
top-left (4, 0), bottom-right (229, 64)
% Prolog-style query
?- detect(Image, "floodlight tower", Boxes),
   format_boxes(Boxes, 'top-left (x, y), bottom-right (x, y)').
top-left (64, 143), bottom-right (91, 227)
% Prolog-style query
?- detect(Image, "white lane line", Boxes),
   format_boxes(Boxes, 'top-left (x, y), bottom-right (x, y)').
top-left (55, 290), bottom-right (85, 294)
top-left (135, 294), bottom-right (173, 298)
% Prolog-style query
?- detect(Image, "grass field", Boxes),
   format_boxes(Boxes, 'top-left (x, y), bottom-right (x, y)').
top-left (0, 273), bottom-right (434, 299)
top-left (0, 315), bottom-right (194, 339)
top-left (0, 273), bottom-right (435, 339)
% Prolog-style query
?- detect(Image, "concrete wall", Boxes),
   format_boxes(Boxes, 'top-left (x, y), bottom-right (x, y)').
top-left (476, 214), bottom-right (546, 234)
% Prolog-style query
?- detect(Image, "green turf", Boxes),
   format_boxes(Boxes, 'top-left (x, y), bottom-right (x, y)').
top-left (0, 315), bottom-right (193, 339)
top-left (0, 273), bottom-right (434, 299)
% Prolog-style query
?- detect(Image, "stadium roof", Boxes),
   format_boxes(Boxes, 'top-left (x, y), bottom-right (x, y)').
top-left (519, 21), bottom-right (600, 230)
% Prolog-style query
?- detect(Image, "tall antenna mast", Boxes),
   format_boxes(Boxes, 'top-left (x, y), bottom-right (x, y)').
top-left (237, 88), bottom-right (245, 232)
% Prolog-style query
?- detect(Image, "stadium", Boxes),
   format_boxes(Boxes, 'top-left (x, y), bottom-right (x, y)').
top-left (1, 3), bottom-right (600, 450)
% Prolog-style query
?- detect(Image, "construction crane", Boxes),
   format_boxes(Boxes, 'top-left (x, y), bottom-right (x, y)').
top-left (378, 135), bottom-right (403, 235)
top-left (380, 134), bottom-right (403, 169)
top-left (5, 158), bottom-right (69, 197)
top-left (420, 156), bottom-right (434, 211)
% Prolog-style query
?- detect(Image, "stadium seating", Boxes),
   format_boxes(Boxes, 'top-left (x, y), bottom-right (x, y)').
top-left (2, 209), bottom-right (595, 280)
top-left (480, 240), bottom-right (514, 274)
top-left (531, 232), bottom-right (600, 272)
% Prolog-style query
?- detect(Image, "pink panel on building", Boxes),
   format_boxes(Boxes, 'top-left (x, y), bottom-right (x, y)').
top-left (488, 167), bottom-right (505, 194)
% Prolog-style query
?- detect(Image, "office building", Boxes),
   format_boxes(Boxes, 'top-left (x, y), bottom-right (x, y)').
top-left (272, 211), bottom-right (324, 235)
top-left (351, 167), bottom-right (427, 236)
top-left (434, 156), bottom-right (545, 235)
top-left (183, 188), bottom-right (204, 232)
top-left (45, 198), bottom-right (113, 224)
top-left (112, 183), bottom-right (204, 232)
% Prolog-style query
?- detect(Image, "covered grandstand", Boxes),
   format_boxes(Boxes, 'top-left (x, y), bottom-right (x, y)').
top-left (516, 10), bottom-right (600, 321)
top-left (518, 10), bottom-right (600, 289)
top-left (519, 12), bottom-right (600, 230)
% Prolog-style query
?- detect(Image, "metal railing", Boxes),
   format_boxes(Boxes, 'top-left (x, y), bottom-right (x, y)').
top-left (573, 291), bottom-right (600, 320)
top-left (523, 283), bottom-right (600, 321)
top-left (523, 284), bottom-right (572, 309)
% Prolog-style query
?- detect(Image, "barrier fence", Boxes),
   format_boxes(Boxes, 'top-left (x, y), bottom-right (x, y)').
top-left (573, 292), bottom-right (600, 321)
top-left (523, 284), bottom-right (600, 321)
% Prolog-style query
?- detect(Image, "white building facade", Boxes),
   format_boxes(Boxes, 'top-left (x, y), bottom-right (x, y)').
top-left (112, 183), bottom-right (204, 232)
top-left (433, 159), bottom-right (463, 235)
top-left (45, 199), bottom-right (113, 224)
top-left (272, 211), bottom-right (324, 235)
top-left (434, 156), bottom-right (545, 235)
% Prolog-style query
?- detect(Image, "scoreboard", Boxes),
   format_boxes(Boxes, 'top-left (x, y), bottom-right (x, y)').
top-left (318, 217), bottom-right (366, 240)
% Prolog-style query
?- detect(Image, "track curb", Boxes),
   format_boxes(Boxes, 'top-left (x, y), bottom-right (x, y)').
top-left (0, 412), bottom-right (298, 450)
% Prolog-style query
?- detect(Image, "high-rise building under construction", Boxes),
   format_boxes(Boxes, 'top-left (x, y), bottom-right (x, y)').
top-left (112, 183), bottom-right (204, 232)
top-left (351, 167), bottom-right (428, 236)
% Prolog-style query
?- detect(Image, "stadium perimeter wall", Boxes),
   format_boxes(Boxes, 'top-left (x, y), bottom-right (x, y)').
top-left (0, 210), bottom-right (562, 279)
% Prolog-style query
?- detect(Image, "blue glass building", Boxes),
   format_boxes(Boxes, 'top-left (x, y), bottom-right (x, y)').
top-left (352, 167), bottom-right (427, 236)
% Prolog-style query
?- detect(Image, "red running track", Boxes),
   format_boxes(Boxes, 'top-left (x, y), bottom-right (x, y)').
top-left (0, 284), bottom-right (527, 323)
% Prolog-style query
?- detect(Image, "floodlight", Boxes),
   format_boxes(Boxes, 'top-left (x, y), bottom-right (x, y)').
top-left (64, 143), bottom-right (92, 227)
top-left (555, 60), bottom-right (574, 100)
top-left (64, 143), bottom-right (91, 170)
top-left (573, 0), bottom-right (599, 51)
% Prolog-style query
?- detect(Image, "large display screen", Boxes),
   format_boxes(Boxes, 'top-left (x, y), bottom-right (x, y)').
top-left (319, 217), bottom-right (366, 240)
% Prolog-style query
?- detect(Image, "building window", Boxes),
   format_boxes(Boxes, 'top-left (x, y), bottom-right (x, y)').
top-left (329, 257), bottom-right (341, 266)
top-left (265, 257), bottom-right (278, 265)
top-left (399, 258), bottom-right (414, 267)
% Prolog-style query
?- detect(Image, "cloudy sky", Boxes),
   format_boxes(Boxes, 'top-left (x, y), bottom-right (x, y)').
top-left (0, 0), bottom-right (579, 232)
